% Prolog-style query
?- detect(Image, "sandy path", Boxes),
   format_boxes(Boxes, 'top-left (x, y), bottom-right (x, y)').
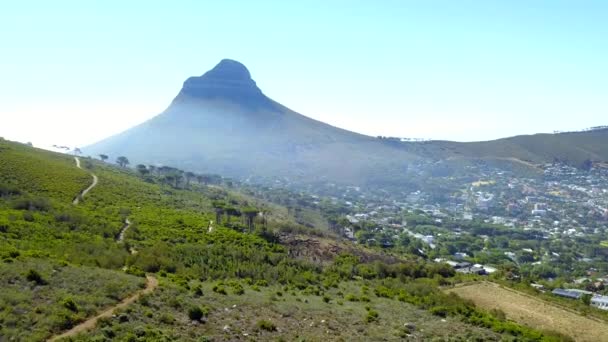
top-left (72, 157), bottom-right (98, 204)
top-left (117, 218), bottom-right (132, 242)
top-left (47, 275), bottom-right (158, 341)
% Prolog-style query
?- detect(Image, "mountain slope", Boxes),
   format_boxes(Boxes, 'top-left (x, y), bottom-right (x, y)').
top-left (84, 59), bottom-right (418, 186)
top-left (2, 139), bottom-right (557, 341)
top-left (444, 129), bottom-right (608, 167)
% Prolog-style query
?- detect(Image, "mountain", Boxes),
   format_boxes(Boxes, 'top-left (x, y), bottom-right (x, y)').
top-left (85, 59), bottom-right (608, 187)
top-left (84, 59), bottom-right (418, 186)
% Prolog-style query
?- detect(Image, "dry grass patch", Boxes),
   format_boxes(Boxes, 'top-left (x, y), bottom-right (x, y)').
top-left (446, 282), bottom-right (608, 342)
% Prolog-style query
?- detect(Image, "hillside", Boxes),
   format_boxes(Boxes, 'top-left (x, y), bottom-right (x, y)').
top-left (426, 128), bottom-right (608, 168)
top-left (0, 138), bottom-right (572, 341)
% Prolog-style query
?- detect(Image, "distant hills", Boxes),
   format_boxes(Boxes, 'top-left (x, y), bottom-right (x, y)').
top-left (85, 59), bottom-right (608, 187)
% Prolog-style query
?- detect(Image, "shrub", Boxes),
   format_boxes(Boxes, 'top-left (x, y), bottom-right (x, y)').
top-left (212, 284), bottom-right (227, 295)
top-left (257, 319), bottom-right (277, 331)
top-left (0, 183), bottom-right (21, 197)
top-left (159, 313), bottom-right (175, 324)
top-left (345, 294), bottom-right (359, 302)
top-left (62, 297), bottom-right (78, 312)
top-left (22, 211), bottom-right (35, 222)
top-left (374, 285), bottom-right (393, 298)
top-left (231, 283), bottom-right (245, 295)
top-left (12, 196), bottom-right (52, 211)
top-left (255, 279), bottom-right (268, 287)
top-left (188, 306), bottom-right (204, 321)
top-left (323, 295), bottom-right (331, 303)
top-left (25, 269), bottom-right (46, 285)
top-left (365, 309), bottom-right (379, 323)
top-left (430, 306), bottom-right (449, 317)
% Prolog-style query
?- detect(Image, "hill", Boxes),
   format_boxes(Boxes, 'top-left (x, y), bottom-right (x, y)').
top-left (0, 138), bottom-right (569, 341)
top-left (427, 128), bottom-right (608, 168)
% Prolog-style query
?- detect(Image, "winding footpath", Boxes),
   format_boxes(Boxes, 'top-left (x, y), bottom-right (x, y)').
top-left (72, 157), bottom-right (99, 205)
top-left (48, 275), bottom-right (158, 342)
top-left (47, 157), bottom-right (158, 341)
top-left (117, 218), bottom-right (132, 242)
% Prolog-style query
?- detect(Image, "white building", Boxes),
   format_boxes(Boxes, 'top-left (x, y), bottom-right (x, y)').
top-left (591, 295), bottom-right (608, 310)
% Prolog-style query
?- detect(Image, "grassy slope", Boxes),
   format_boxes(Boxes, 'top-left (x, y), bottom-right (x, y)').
top-left (71, 280), bottom-right (503, 341)
top-left (0, 259), bottom-right (145, 341)
top-left (0, 139), bottom-right (572, 341)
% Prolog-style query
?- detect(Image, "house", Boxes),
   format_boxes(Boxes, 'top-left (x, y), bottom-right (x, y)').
top-left (453, 261), bottom-right (472, 269)
top-left (552, 288), bottom-right (592, 300)
top-left (530, 283), bottom-right (545, 291)
top-left (456, 265), bottom-right (487, 275)
top-left (454, 252), bottom-right (469, 260)
top-left (591, 295), bottom-right (608, 310)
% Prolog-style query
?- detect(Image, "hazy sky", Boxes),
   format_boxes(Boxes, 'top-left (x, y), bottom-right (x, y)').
top-left (1, 1), bottom-right (607, 148)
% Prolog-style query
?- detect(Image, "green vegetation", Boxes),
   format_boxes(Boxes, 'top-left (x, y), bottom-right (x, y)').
top-left (0, 259), bottom-right (144, 340)
top-left (0, 139), bottom-right (578, 340)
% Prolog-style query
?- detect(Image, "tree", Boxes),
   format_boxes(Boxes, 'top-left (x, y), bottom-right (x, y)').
top-left (184, 172), bottom-right (195, 187)
top-left (136, 164), bottom-right (149, 176)
top-left (212, 201), bottom-right (225, 226)
top-left (99, 154), bottom-right (108, 162)
top-left (224, 207), bottom-right (240, 225)
top-left (73, 147), bottom-right (82, 155)
top-left (116, 156), bottom-right (130, 168)
top-left (242, 207), bottom-right (259, 232)
top-left (581, 293), bottom-right (592, 305)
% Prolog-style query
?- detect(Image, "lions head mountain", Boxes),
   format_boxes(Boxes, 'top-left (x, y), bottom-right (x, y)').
top-left (84, 59), bottom-right (419, 186)
top-left (85, 59), bottom-right (608, 187)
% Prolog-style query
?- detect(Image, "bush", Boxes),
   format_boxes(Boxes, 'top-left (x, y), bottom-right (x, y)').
top-left (323, 295), bottom-right (331, 303)
top-left (25, 269), bottom-right (46, 285)
top-left (365, 309), bottom-right (379, 323)
top-left (345, 294), bottom-right (359, 302)
top-left (12, 196), bottom-right (52, 211)
top-left (231, 283), bottom-right (245, 295)
top-left (159, 313), bottom-right (175, 324)
top-left (188, 306), bottom-right (204, 321)
top-left (0, 183), bottom-right (21, 197)
top-left (62, 297), bottom-right (78, 312)
top-left (257, 319), bottom-right (277, 331)
top-left (22, 211), bottom-right (35, 222)
top-left (374, 285), bottom-right (393, 298)
top-left (212, 284), bottom-right (227, 295)
top-left (430, 306), bottom-right (449, 317)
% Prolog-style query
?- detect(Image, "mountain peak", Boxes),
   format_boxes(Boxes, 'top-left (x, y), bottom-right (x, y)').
top-left (174, 59), bottom-right (272, 109)
top-left (203, 59), bottom-right (252, 81)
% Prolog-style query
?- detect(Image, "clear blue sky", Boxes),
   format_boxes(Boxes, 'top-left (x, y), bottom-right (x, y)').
top-left (1, 0), bottom-right (607, 148)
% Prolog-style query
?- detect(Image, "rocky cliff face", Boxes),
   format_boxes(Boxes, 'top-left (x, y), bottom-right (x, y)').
top-left (173, 59), bottom-right (274, 110)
